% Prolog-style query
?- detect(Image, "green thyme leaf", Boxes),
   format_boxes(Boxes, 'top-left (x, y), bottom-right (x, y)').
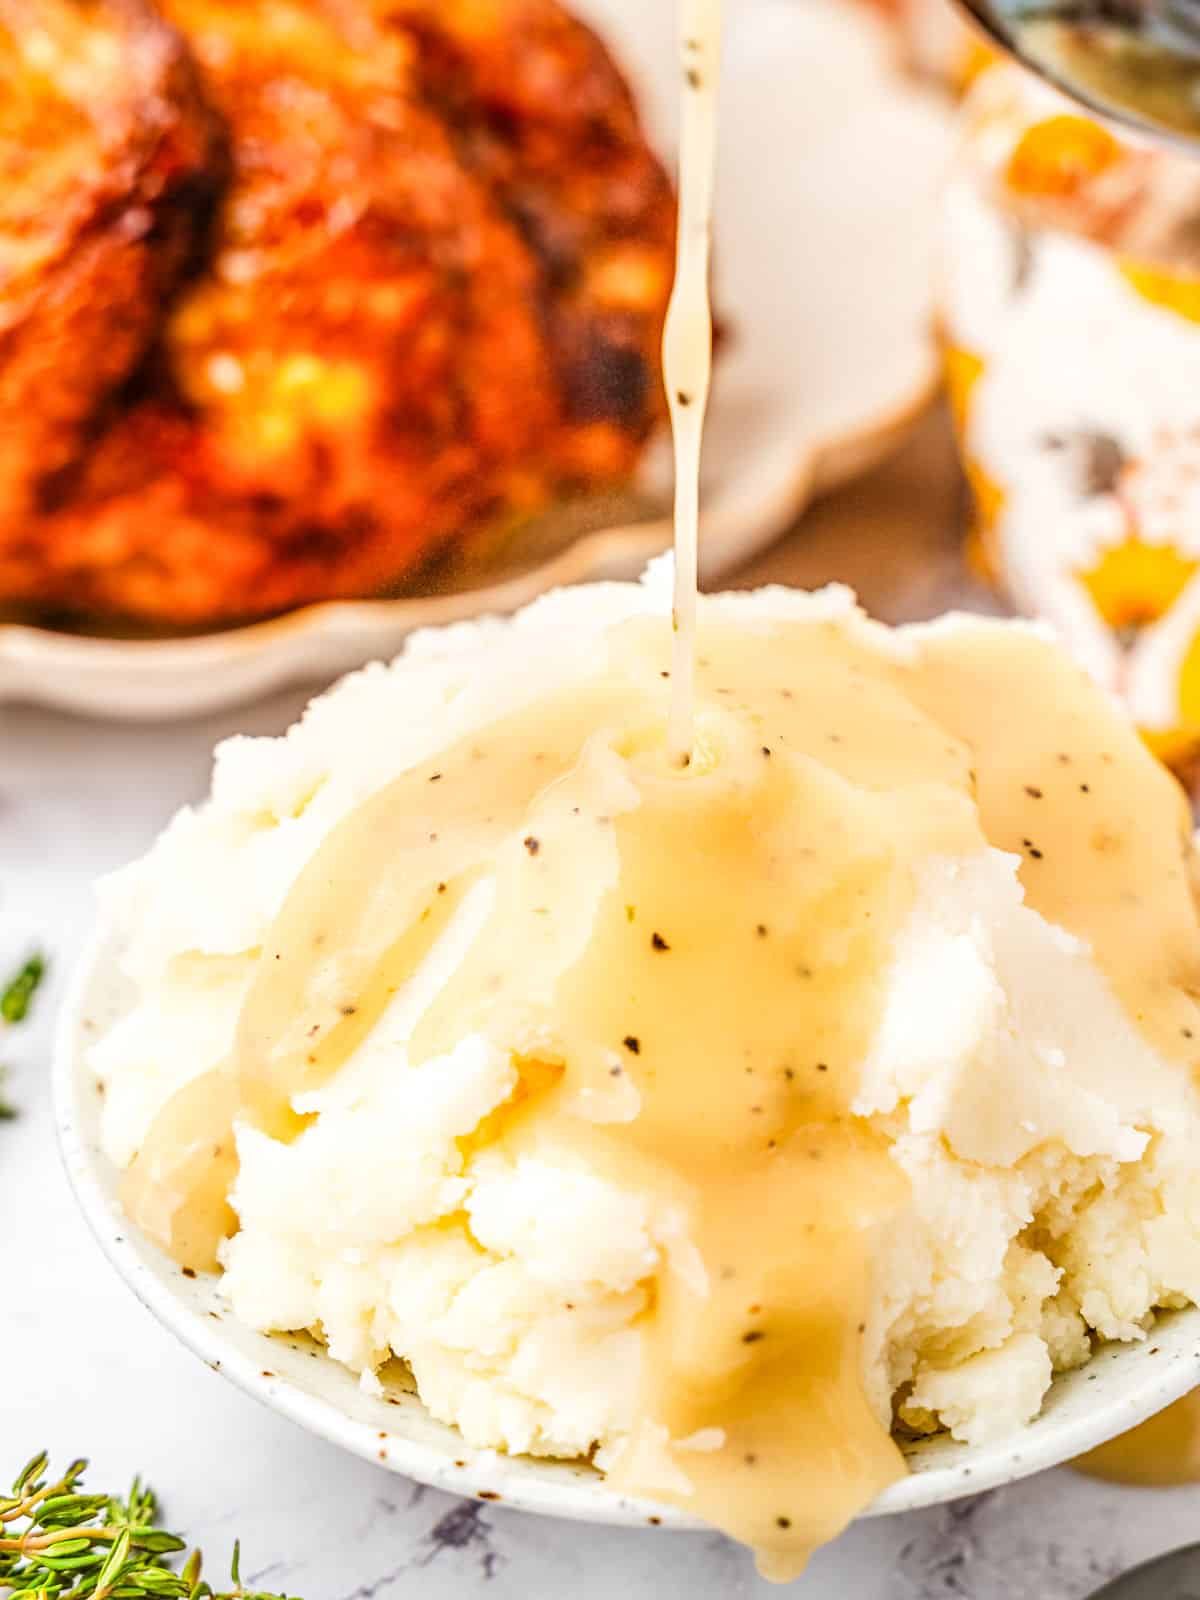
top-left (0, 953), bottom-right (47, 1118)
top-left (1, 955), bottom-right (45, 1025)
top-left (0, 1455), bottom-right (302, 1599)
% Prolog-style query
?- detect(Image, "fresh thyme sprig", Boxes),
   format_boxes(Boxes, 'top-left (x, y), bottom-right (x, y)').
top-left (0, 953), bottom-right (46, 1118)
top-left (0, 1455), bottom-right (301, 1599)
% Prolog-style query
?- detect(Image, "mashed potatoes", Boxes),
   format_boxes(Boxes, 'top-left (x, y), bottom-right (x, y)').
top-left (90, 567), bottom-right (1200, 1506)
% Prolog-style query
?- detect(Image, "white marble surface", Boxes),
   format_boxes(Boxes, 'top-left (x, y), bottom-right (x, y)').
top-left (4, 688), bottom-right (1200, 1599)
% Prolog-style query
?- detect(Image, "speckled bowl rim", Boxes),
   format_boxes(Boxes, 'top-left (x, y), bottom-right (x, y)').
top-left (55, 929), bottom-right (1200, 1529)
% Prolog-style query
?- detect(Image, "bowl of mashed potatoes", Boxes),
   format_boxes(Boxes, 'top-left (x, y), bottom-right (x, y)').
top-left (57, 566), bottom-right (1200, 1579)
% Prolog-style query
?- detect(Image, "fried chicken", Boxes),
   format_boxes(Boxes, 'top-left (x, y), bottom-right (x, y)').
top-left (0, 0), bottom-right (674, 626)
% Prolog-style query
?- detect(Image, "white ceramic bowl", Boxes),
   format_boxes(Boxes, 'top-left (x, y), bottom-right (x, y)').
top-left (55, 929), bottom-right (1200, 1530)
top-left (1, 0), bottom-right (953, 721)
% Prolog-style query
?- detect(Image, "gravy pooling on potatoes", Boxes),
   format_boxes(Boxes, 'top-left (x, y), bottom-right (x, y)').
top-left (122, 607), bottom-right (1200, 1576)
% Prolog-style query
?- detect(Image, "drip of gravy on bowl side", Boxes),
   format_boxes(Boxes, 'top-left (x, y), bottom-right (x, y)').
top-left (117, 0), bottom-right (1200, 1578)
top-left (1075, 1391), bottom-right (1200, 1486)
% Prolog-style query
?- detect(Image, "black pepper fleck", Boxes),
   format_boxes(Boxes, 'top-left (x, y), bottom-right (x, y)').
top-left (651, 931), bottom-right (670, 951)
top-left (677, 390), bottom-right (693, 406)
top-left (429, 772), bottom-right (442, 783)
top-left (524, 836), bottom-right (541, 855)
top-left (686, 67), bottom-right (702, 88)
top-left (623, 1035), bottom-right (641, 1054)
top-left (1024, 786), bottom-right (1043, 799)
top-left (777, 1516), bottom-right (791, 1530)
top-left (742, 1330), bottom-right (765, 1344)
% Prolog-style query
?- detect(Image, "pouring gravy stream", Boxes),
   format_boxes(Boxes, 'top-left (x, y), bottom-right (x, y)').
top-left (664, 0), bottom-right (719, 766)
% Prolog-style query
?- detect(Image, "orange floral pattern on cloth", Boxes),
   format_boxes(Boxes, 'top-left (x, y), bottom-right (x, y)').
top-left (862, 0), bottom-right (994, 87)
top-left (941, 64), bottom-right (1200, 774)
top-left (1121, 262), bottom-right (1200, 324)
top-left (1078, 536), bottom-right (1198, 630)
top-left (1005, 115), bottom-right (1123, 201)
top-left (944, 344), bottom-right (1005, 580)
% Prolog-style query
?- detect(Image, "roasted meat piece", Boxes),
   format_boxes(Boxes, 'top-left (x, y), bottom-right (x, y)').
top-left (0, 0), bottom-right (674, 626)
top-left (0, 0), bottom-right (218, 530)
top-left (18, 0), bottom-right (567, 621)
top-left (379, 0), bottom-right (678, 480)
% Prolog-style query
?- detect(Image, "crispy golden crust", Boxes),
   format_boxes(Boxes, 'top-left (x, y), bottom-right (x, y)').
top-left (0, 0), bottom-right (219, 526)
top-left (381, 0), bottom-right (677, 478)
top-left (0, 0), bottom-right (673, 626)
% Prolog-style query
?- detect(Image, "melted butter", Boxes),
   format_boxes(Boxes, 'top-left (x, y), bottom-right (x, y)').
top-left (1074, 1390), bottom-right (1200, 1486)
top-left (663, 0), bottom-right (720, 765)
top-left (122, 610), bottom-right (1200, 1578)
